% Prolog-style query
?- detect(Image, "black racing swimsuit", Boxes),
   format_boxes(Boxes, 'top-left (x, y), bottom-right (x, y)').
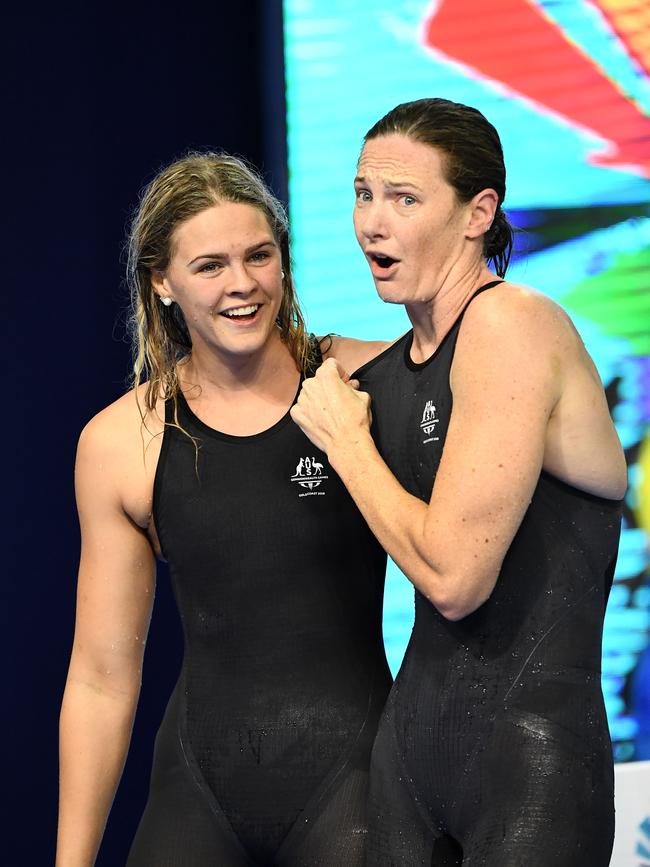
top-left (355, 282), bottom-right (623, 867)
top-left (127, 353), bottom-right (392, 867)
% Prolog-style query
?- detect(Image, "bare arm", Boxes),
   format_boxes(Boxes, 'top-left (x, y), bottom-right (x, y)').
top-left (56, 415), bottom-right (156, 867)
top-left (292, 293), bottom-right (564, 620)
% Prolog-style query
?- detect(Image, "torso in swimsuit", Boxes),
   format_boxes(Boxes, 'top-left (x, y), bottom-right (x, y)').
top-left (356, 283), bottom-right (622, 867)
top-left (126, 354), bottom-right (392, 867)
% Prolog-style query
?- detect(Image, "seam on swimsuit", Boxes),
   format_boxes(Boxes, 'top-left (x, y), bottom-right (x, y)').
top-left (277, 673), bottom-right (379, 858)
top-left (385, 690), bottom-right (446, 841)
top-left (175, 674), bottom-right (256, 864)
top-left (503, 584), bottom-right (597, 703)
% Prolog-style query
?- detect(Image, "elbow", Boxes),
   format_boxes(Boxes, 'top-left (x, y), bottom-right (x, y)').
top-left (428, 567), bottom-right (498, 622)
top-left (67, 647), bottom-right (144, 701)
top-left (435, 599), bottom-right (477, 622)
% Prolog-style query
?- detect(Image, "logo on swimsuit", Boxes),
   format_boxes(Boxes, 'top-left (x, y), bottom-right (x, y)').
top-left (420, 400), bottom-right (439, 444)
top-left (291, 456), bottom-right (328, 497)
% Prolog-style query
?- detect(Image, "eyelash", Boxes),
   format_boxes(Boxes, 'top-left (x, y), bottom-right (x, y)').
top-left (198, 251), bottom-right (271, 273)
top-left (355, 190), bottom-right (417, 206)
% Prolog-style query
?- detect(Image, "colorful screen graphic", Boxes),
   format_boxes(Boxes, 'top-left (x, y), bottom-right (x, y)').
top-left (284, 0), bottom-right (650, 763)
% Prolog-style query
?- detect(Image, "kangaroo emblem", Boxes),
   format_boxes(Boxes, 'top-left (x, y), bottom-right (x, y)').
top-left (291, 455), bottom-right (329, 494)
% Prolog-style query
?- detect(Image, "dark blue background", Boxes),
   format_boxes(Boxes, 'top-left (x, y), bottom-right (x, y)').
top-left (6, 4), bottom-right (287, 864)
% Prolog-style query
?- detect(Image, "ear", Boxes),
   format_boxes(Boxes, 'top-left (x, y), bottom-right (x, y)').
top-left (150, 268), bottom-right (173, 304)
top-left (465, 188), bottom-right (498, 240)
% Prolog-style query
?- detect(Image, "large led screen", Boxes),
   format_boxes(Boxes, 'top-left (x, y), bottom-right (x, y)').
top-left (284, 0), bottom-right (650, 764)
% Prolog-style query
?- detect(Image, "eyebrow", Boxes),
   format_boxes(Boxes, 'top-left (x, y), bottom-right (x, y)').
top-left (354, 176), bottom-right (422, 191)
top-left (187, 238), bottom-right (275, 266)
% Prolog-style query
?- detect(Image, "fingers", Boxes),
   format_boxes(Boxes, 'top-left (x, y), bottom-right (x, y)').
top-left (289, 403), bottom-right (307, 429)
top-left (318, 357), bottom-right (347, 380)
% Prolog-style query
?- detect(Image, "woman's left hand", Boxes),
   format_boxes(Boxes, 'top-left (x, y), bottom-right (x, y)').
top-left (290, 358), bottom-right (372, 455)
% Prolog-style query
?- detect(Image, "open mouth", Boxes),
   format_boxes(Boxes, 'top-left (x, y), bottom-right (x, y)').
top-left (219, 303), bottom-right (261, 323)
top-left (368, 252), bottom-right (399, 278)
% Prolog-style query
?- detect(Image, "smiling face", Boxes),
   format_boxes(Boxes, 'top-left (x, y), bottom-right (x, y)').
top-left (354, 134), bottom-right (487, 305)
top-left (153, 201), bottom-right (284, 363)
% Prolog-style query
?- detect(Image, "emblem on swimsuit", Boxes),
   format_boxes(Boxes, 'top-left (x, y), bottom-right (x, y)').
top-left (291, 456), bottom-right (328, 496)
top-left (420, 400), bottom-right (440, 444)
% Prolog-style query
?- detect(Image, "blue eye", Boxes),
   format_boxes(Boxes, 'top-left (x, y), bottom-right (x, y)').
top-left (401, 195), bottom-right (417, 206)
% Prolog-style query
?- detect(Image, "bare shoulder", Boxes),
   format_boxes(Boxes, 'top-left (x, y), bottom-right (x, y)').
top-left (460, 281), bottom-right (580, 358)
top-left (79, 385), bottom-right (163, 460)
top-left (76, 385), bottom-right (166, 524)
top-left (319, 335), bottom-right (395, 374)
top-left (452, 281), bottom-right (580, 414)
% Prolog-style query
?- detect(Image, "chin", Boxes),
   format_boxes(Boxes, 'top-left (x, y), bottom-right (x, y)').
top-left (376, 284), bottom-right (409, 305)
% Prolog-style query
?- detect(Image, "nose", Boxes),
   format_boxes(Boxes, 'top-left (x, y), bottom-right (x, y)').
top-left (356, 200), bottom-right (389, 242)
top-left (226, 259), bottom-right (257, 296)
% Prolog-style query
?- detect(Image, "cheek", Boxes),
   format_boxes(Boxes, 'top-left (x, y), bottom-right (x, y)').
top-left (352, 209), bottom-right (365, 242)
top-left (265, 267), bottom-right (284, 294)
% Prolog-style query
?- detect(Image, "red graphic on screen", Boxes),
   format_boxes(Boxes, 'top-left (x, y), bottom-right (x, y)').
top-left (422, 0), bottom-right (650, 177)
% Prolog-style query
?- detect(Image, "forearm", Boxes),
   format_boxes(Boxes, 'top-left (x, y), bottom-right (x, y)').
top-left (56, 677), bottom-right (140, 867)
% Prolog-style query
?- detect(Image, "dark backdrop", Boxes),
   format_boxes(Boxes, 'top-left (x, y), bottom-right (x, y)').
top-left (6, 4), bottom-right (287, 864)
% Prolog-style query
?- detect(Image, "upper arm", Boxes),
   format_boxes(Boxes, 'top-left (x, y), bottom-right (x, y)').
top-left (422, 292), bottom-right (564, 618)
top-left (70, 415), bottom-right (155, 691)
top-left (320, 335), bottom-right (393, 374)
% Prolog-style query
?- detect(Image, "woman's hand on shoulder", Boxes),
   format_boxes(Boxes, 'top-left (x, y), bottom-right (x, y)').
top-left (319, 335), bottom-right (393, 376)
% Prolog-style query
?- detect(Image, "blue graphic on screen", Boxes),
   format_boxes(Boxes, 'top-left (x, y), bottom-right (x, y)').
top-left (284, 0), bottom-right (650, 762)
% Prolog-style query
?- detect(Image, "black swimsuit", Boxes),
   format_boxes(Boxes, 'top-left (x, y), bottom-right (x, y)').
top-left (356, 283), bottom-right (622, 866)
top-left (127, 355), bottom-right (392, 866)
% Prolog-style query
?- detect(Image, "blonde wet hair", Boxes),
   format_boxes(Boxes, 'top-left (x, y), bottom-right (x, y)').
top-left (127, 151), bottom-right (313, 420)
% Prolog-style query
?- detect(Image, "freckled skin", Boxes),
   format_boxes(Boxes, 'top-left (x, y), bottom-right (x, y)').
top-left (292, 133), bottom-right (627, 621)
top-left (289, 128), bottom-right (626, 866)
top-left (353, 135), bottom-right (493, 333)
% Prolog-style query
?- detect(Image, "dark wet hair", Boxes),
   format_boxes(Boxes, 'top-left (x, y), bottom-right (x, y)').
top-left (364, 98), bottom-right (513, 277)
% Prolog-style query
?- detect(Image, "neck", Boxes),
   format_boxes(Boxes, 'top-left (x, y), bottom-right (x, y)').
top-left (179, 329), bottom-right (297, 400)
top-left (406, 263), bottom-right (497, 363)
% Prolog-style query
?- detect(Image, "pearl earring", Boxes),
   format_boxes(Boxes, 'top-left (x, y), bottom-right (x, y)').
top-left (160, 296), bottom-right (172, 307)
top-left (281, 270), bottom-right (286, 279)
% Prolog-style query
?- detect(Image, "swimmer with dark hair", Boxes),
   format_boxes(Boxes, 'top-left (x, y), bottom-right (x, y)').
top-left (292, 98), bottom-right (626, 867)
